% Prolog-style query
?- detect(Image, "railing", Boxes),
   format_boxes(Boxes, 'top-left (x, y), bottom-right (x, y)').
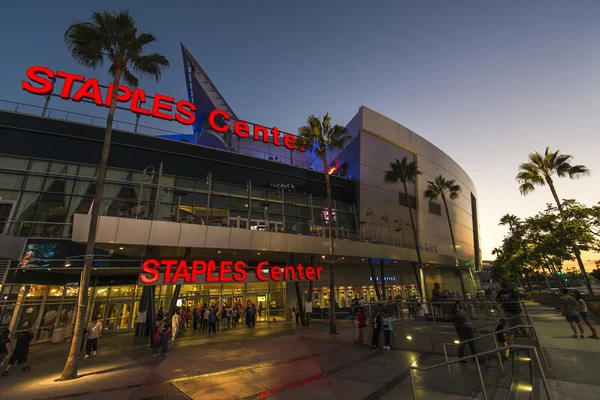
top-left (442, 324), bottom-right (549, 377)
top-left (409, 344), bottom-right (552, 400)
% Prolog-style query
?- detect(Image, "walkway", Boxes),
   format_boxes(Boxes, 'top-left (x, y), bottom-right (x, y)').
top-left (526, 302), bottom-right (600, 399)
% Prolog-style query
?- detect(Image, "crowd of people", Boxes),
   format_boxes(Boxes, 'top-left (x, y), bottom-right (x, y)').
top-left (152, 300), bottom-right (261, 356)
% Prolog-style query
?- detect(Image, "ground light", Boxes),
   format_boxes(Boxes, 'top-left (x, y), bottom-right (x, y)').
top-left (519, 357), bottom-right (531, 362)
top-left (519, 384), bottom-right (533, 392)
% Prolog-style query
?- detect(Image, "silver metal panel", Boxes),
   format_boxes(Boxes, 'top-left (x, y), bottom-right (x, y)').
top-left (71, 214), bottom-right (90, 242)
top-left (178, 224), bottom-right (208, 248)
top-left (229, 228), bottom-right (252, 250)
top-left (249, 231), bottom-right (271, 251)
top-left (115, 218), bottom-right (152, 246)
top-left (269, 232), bottom-right (290, 252)
top-left (96, 216), bottom-right (119, 244)
top-left (149, 221), bottom-right (181, 247)
top-left (287, 235), bottom-right (328, 255)
top-left (205, 226), bottom-right (232, 249)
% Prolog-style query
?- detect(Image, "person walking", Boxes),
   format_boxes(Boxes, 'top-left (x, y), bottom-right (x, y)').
top-left (354, 308), bottom-right (366, 344)
top-left (193, 307), bottom-right (198, 331)
top-left (495, 318), bottom-right (514, 361)
top-left (0, 330), bottom-right (11, 368)
top-left (497, 283), bottom-right (523, 333)
top-left (208, 306), bottom-right (217, 336)
top-left (371, 312), bottom-right (382, 349)
top-left (251, 303), bottom-right (257, 327)
top-left (574, 291), bottom-right (599, 339)
top-left (84, 317), bottom-right (103, 358)
top-left (2, 328), bottom-right (33, 376)
top-left (203, 307), bottom-right (209, 332)
top-left (160, 324), bottom-right (171, 355)
top-left (153, 326), bottom-right (162, 356)
top-left (382, 312), bottom-right (393, 350)
top-left (171, 310), bottom-right (182, 342)
top-left (453, 302), bottom-right (483, 364)
top-left (232, 306), bottom-right (238, 328)
top-left (559, 289), bottom-right (586, 338)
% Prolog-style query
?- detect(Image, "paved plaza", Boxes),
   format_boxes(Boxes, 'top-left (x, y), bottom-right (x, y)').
top-left (0, 303), bottom-right (598, 400)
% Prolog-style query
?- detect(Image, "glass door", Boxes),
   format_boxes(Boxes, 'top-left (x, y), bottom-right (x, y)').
top-left (104, 301), bottom-right (133, 332)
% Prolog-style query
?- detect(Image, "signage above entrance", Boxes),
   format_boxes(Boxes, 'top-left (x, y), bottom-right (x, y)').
top-left (140, 259), bottom-right (322, 285)
top-left (22, 66), bottom-right (196, 125)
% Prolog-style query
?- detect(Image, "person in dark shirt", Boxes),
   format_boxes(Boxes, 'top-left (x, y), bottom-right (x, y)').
top-left (0, 330), bottom-right (11, 367)
top-left (495, 318), bottom-right (514, 361)
top-left (497, 283), bottom-right (523, 333)
top-left (2, 328), bottom-right (33, 376)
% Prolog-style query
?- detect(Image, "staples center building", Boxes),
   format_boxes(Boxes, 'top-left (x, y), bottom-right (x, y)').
top-left (0, 45), bottom-right (481, 340)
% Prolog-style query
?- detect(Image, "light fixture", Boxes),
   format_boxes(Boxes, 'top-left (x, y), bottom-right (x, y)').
top-left (119, 247), bottom-right (124, 250)
top-left (322, 255), bottom-right (325, 259)
top-left (65, 262), bottom-right (71, 267)
top-left (406, 335), bottom-right (413, 340)
top-left (520, 357), bottom-right (531, 362)
top-left (341, 257), bottom-right (344, 260)
top-left (453, 340), bottom-right (460, 344)
top-left (218, 251), bottom-right (222, 254)
top-left (47, 268), bottom-right (51, 271)
top-left (361, 258), bottom-right (365, 261)
top-left (257, 252), bottom-right (261, 255)
top-left (94, 268), bottom-right (98, 271)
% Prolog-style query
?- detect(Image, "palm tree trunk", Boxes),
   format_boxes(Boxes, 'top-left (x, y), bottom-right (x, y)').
top-left (322, 155), bottom-right (336, 334)
top-left (441, 195), bottom-right (466, 296)
top-left (546, 179), bottom-right (594, 295)
top-left (60, 68), bottom-right (123, 381)
top-left (403, 182), bottom-right (424, 298)
top-left (368, 258), bottom-right (381, 301)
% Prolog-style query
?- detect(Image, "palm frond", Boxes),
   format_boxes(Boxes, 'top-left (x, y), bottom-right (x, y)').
top-left (130, 53), bottom-right (170, 81)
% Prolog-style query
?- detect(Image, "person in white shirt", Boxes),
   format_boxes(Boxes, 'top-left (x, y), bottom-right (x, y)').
top-left (84, 318), bottom-right (102, 358)
top-left (171, 311), bottom-right (182, 341)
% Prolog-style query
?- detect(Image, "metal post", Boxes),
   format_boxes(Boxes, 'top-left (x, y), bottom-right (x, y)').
top-left (492, 335), bottom-right (505, 375)
top-left (152, 162), bottom-right (163, 220)
top-left (351, 204), bottom-right (360, 240)
top-left (309, 194), bottom-right (314, 233)
top-left (246, 181), bottom-right (252, 229)
top-left (138, 166), bottom-right (155, 217)
top-left (134, 114), bottom-right (141, 133)
top-left (281, 187), bottom-right (285, 232)
top-left (367, 208), bottom-right (377, 242)
top-left (475, 357), bottom-right (488, 400)
top-left (176, 193), bottom-right (182, 221)
top-left (205, 172), bottom-right (212, 225)
top-left (267, 280), bottom-right (270, 324)
top-left (42, 95), bottom-right (51, 116)
top-left (383, 212), bottom-right (392, 244)
top-left (532, 347), bottom-right (553, 400)
top-left (333, 200), bottom-right (339, 238)
top-left (531, 326), bottom-right (549, 371)
top-left (443, 344), bottom-right (451, 377)
top-left (409, 369), bottom-right (416, 400)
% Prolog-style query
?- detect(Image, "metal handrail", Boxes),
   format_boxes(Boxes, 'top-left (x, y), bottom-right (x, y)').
top-left (475, 313), bottom-right (529, 331)
top-left (442, 324), bottom-right (548, 378)
top-left (408, 344), bottom-right (552, 400)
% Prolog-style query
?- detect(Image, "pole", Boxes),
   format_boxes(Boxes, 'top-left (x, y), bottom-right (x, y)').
top-left (351, 204), bottom-right (360, 240)
top-left (137, 168), bottom-right (147, 213)
top-left (309, 194), bottom-right (314, 233)
top-left (176, 194), bottom-right (182, 221)
top-left (152, 162), bottom-right (163, 220)
top-left (206, 172), bottom-right (212, 225)
top-left (333, 200), bottom-right (339, 238)
top-left (384, 213), bottom-right (392, 244)
top-left (134, 114), bottom-right (140, 133)
top-left (368, 208), bottom-right (377, 242)
top-left (281, 187), bottom-right (285, 232)
top-left (247, 180), bottom-right (252, 229)
top-left (42, 95), bottom-right (51, 117)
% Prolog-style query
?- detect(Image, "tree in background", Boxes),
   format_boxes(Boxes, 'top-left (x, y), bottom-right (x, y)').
top-left (424, 175), bottom-right (466, 294)
top-left (516, 147), bottom-right (593, 294)
top-left (296, 114), bottom-right (351, 334)
top-left (61, 10), bottom-right (169, 380)
top-left (383, 157), bottom-right (424, 297)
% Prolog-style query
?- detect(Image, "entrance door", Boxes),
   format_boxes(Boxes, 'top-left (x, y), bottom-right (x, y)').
top-left (0, 201), bottom-right (15, 233)
top-left (104, 301), bottom-right (133, 332)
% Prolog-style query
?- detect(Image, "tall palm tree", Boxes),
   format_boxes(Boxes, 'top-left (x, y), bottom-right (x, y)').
top-left (60, 10), bottom-right (169, 381)
top-left (297, 114), bottom-right (351, 334)
top-left (424, 175), bottom-right (466, 295)
top-left (516, 147), bottom-right (593, 294)
top-left (383, 157), bottom-right (424, 297)
top-left (499, 214), bottom-right (520, 233)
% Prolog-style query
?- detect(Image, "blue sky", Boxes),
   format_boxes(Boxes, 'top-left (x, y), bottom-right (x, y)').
top-left (1, 1), bottom-right (599, 262)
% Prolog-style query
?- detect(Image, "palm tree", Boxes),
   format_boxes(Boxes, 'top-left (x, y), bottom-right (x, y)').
top-left (297, 114), bottom-right (351, 334)
top-left (516, 147), bottom-right (593, 294)
top-left (499, 214), bottom-right (520, 233)
top-left (60, 10), bottom-right (169, 381)
top-left (383, 157), bottom-right (424, 297)
top-left (424, 175), bottom-right (466, 295)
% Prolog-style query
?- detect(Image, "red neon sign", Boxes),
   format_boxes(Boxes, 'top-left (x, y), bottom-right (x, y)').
top-left (21, 66), bottom-right (304, 150)
top-left (140, 259), bottom-right (322, 285)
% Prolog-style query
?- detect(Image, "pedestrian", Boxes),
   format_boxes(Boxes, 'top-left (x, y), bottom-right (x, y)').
top-left (203, 307), bottom-right (209, 331)
top-left (0, 330), bottom-right (11, 368)
top-left (221, 306), bottom-right (228, 330)
top-left (2, 328), bottom-right (33, 377)
top-left (371, 312), bottom-right (382, 349)
top-left (160, 324), bottom-right (171, 355)
top-left (382, 312), bottom-right (393, 350)
top-left (153, 326), bottom-right (162, 356)
top-left (250, 303), bottom-right (257, 327)
top-left (84, 317), bottom-right (103, 358)
top-left (354, 308), bottom-right (366, 344)
top-left (156, 307), bottom-right (164, 322)
top-left (495, 318), bottom-right (514, 361)
top-left (294, 305), bottom-right (301, 325)
top-left (208, 306), bottom-right (217, 335)
top-left (232, 306), bottom-right (238, 328)
top-left (453, 302), bottom-right (483, 364)
top-left (497, 283), bottom-right (523, 333)
top-left (171, 310), bottom-right (181, 341)
top-left (559, 289), bottom-right (585, 338)
top-left (574, 291), bottom-right (599, 339)
top-left (193, 307), bottom-right (198, 331)
top-left (246, 301), bottom-right (252, 328)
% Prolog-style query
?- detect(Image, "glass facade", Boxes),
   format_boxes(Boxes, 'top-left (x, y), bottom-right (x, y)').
top-left (0, 154), bottom-right (359, 239)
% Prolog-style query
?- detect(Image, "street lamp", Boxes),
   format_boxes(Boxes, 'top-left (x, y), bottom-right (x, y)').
top-left (366, 208), bottom-right (377, 242)
top-left (394, 216), bottom-right (409, 245)
top-left (381, 213), bottom-right (392, 244)
top-left (136, 166), bottom-right (156, 218)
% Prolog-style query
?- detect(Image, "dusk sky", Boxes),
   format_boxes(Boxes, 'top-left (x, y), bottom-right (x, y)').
top-left (1, 1), bottom-right (599, 264)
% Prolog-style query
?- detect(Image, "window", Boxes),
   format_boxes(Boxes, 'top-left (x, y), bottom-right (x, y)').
top-left (429, 201), bottom-right (442, 216)
top-left (398, 193), bottom-right (417, 209)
